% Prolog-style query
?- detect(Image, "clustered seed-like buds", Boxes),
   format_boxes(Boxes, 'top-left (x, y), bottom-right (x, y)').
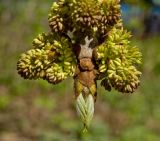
top-left (70, 0), bottom-right (101, 29)
top-left (17, 0), bottom-right (142, 131)
top-left (48, 0), bottom-right (121, 38)
top-left (94, 27), bottom-right (142, 93)
top-left (97, 0), bottom-right (121, 34)
top-left (44, 37), bottom-right (77, 84)
top-left (48, 1), bottom-right (65, 33)
top-left (106, 61), bottom-right (141, 93)
top-left (49, 15), bottom-right (64, 33)
top-left (45, 62), bottom-right (75, 84)
top-left (17, 49), bottom-right (48, 79)
top-left (17, 32), bottom-right (76, 84)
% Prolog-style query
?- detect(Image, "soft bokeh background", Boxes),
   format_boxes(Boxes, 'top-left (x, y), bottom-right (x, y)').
top-left (0, 0), bottom-right (160, 141)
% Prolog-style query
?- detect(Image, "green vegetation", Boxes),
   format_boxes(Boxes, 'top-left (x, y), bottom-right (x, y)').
top-left (0, 0), bottom-right (160, 141)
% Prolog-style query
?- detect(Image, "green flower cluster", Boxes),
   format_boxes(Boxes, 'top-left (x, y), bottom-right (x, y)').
top-left (48, 0), bottom-right (121, 38)
top-left (94, 27), bottom-right (142, 93)
top-left (17, 0), bottom-right (142, 131)
top-left (17, 33), bottom-right (76, 84)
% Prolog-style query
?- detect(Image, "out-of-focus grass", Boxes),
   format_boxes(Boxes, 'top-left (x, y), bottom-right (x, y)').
top-left (0, 1), bottom-right (160, 141)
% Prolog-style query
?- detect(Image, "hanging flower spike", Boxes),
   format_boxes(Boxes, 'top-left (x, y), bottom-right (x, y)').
top-left (17, 0), bottom-right (142, 131)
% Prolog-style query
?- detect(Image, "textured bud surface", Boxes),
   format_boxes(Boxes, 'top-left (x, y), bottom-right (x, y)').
top-left (76, 93), bottom-right (94, 131)
top-left (17, 0), bottom-right (142, 131)
top-left (17, 33), bottom-right (76, 84)
top-left (95, 27), bottom-right (142, 93)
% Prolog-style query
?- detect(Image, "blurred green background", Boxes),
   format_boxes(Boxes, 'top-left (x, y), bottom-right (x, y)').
top-left (0, 0), bottom-right (160, 141)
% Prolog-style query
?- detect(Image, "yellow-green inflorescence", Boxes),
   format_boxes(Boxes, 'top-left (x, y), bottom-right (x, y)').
top-left (95, 26), bottom-right (142, 93)
top-left (17, 0), bottom-right (142, 131)
top-left (48, 0), bottom-right (121, 41)
top-left (17, 33), bottom-right (76, 84)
